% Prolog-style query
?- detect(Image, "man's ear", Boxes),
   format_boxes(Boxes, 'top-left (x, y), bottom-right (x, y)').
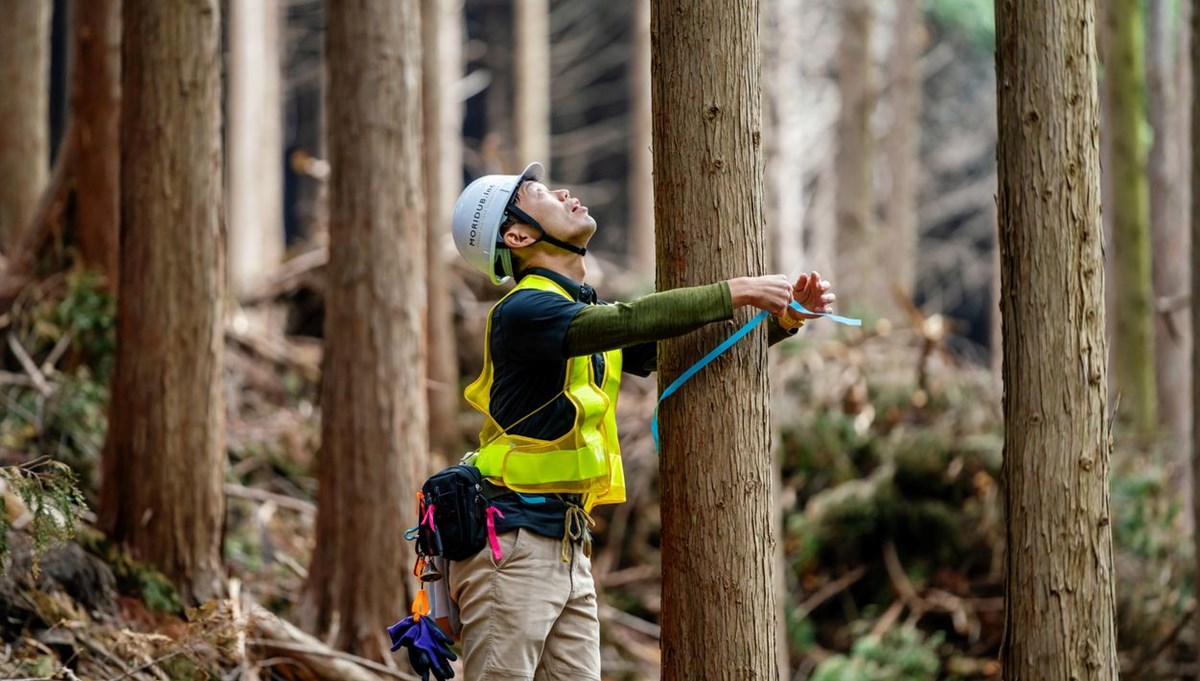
top-left (502, 224), bottom-right (538, 249)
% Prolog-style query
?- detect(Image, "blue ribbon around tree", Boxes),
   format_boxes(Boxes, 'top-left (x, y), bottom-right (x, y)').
top-left (651, 301), bottom-right (862, 451)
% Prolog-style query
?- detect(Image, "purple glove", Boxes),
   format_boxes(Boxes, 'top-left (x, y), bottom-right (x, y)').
top-left (387, 615), bottom-right (457, 681)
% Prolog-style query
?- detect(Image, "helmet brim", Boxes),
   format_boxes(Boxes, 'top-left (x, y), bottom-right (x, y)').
top-left (518, 162), bottom-right (544, 185)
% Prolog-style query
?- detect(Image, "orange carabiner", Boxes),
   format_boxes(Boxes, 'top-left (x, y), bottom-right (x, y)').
top-left (411, 588), bottom-right (430, 620)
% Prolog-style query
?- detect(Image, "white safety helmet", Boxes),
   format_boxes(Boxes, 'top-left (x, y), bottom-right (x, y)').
top-left (451, 162), bottom-right (544, 284)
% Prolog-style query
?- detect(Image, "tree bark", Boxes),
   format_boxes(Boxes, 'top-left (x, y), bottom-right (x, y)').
top-left (629, 0), bottom-right (655, 280)
top-left (0, 0), bottom-right (51, 254)
top-left (514, 0), bottom-right (550, 171)
top-left (228, 0), bottom-right (284, 297)
top-left (303, 0), bottom-right (426, 660)
top-left (1106, 0), bottom-right (1158, 436)
top-left (71, 0), bottom-right (121, 287)
top-left (1173, 0), bottom-right (1194, 521)
top-left (101, 0), bottom-right (226, 606)
top-left (653, 2), bottom-right (779, 679)
top-left (421, 0), bottom-right (463, 464)
top-left (883, 0), bottom-right (922, 314)
top-left (995, 0), bottom-right (1119, 677)
top-left (1191, 0), bottom-right (1200, 663)
top-left (1149, 0), bottom-right (1191, 472)
top-left (835, 0), bottom-right (876, 317)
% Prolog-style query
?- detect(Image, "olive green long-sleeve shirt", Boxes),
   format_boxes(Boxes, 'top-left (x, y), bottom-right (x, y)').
top-left (565, 281), bottom-right (797, 376)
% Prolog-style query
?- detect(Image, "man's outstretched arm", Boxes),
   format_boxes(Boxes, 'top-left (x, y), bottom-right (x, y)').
top-left (563, 276), bottom-right (801, 374)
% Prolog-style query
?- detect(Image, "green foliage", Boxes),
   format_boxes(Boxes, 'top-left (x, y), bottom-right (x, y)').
top-left (40, 270), bottom-right (118, 383)
top-left (1109, 450), bottom-right (1193, 651)
top-left (1, 271), bottom-right (115, 493)
top-left (811, 626), bottom-right (951, 681)
top-left (924, 0), bottom-right (994, 52)
top-left (0, 459), bottom-right (87, 576)
top-left (80, 530), bottom-right (184, 613)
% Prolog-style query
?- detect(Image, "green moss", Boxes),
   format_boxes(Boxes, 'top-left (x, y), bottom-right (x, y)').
top-left (81, 533), bottom-right (183, 614)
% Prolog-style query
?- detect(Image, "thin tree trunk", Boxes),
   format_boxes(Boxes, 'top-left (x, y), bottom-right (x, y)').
top-left (303, 0), bottom-right (426, 660)
top-left (422, 0), bottom-right (463, 464)
top-left (71, 0), bottom-right (120, 287)
top-left (228, 0), bottom-right (284, 297)
top-left (514, 0), bottom-right (550, 171)
top-left (0, 0), bottom-right (51, 254)
top-left (835, 0), bottom-right (876, 317)
top-left (995, 0), bottom-right (1119, 677)
top-left (1191, 0), bottom-right (1200, 663)
top-left (1174, 0), bottom-right (1194, 521)
top-left (101, 0), bottom-right (225, 606)
top-left (653, 1), bottom-right (779, 679)
top-left (1150, 0), bottom-right (1191, 476)
top-left (1100, 0), bottom-right (1116, 347)
top-left (1107, 0), bottom-right (1158, 436)
top-left (883, 0), bottom-right (921, 313)
top-left (764, 0), bottom-right (807, 276)
top-left (629, 0), bottom-right (655, 280)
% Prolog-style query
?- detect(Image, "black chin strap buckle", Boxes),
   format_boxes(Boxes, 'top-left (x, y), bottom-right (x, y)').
top-left (505, 205), bottom-right (587, 257)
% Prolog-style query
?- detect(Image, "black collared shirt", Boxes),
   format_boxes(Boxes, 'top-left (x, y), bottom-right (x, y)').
top-left (485, 267), bottom-right (603, 538)
top-left (487, 267), bottom-right (606, 441)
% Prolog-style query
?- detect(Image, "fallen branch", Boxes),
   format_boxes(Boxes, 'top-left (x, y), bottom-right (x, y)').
top-left (795, 565), bottom-right (868, 621)
top-left (225, 483), bottom-right (316, 516)
top-left (245, 600), bottom-right (417, 681)
top-left (75, 632), bottom-right (155, 681)
top-left (225, 322), bottom-right (321, 383)
top-left (1127, 606), bottom-right (1195, 679)
top-left (599, 604), bottom-right (661, 640)
top-left (868, 599), bottom-right (905, 638)
top-left (884, 542), bottom-right (979, 639)
top-left (7, 334), bottom-right (52, 397)
top-left (597, 564), bottom-right (658, 588)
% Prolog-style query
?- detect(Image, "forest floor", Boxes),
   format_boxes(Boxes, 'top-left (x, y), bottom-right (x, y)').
top-left (0, 261), bottom-right (1195, 680)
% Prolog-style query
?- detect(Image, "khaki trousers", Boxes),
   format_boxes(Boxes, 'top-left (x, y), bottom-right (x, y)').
top-left (448, 529), bottom-right (601, 680)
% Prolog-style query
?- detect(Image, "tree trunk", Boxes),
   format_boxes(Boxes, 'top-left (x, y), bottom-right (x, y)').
top-left (995, 0), bottom-right (1119, 677)
top-left (1106, 0), bottom-right (1158, 436)
top-left (422, 0), bottom-right (463, 464)
top-left (883, 0), bottom-right (921, 314)
top-left (1099, 0), bottom-right (1116, 348)
top-left (101, 0), bottom-right (225, 606)
top-left (228, 0), bottom-right (284, 297)
top-left (835, 0), bottom-right (876, 318)
top-left (303, 0), bottom-right (426, 660)
top-left (0, 0), bottom-right (51, 254)
top-left (763, 0), bottom-right (807, 276)
top-left (71, 0), bottom-right (120, 287)
top-left (1149, 0), bottom-right (1191, 474)
top-left (1191, 0), bottom-right (1200, 663)
top-left (1174, 0), bottom-right (1194, 521)
top-left (629, 0), bottom-right (655, 280)
top-left (514, 0), bottom-right (550, 172)
top-left (653, 2), bottom-right (779, 679)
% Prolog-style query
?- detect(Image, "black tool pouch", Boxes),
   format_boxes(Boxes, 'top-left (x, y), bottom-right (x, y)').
top-left (417, 464), bottom-right (489, 561)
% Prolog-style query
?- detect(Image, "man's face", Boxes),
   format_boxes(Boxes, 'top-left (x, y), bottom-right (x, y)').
top-left (514, 180), bottom-right (597, 245)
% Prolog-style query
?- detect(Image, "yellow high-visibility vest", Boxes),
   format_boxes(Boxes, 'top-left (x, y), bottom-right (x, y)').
top-left (465, 274), bottom-right (626, 512)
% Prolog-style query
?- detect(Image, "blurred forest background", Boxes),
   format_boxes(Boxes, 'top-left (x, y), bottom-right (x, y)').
top-left (0, 0), bottom-right (1193, 679)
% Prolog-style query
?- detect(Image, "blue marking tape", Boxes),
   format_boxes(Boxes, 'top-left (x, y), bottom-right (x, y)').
top-left (651, 301), bottom-right (862, 451)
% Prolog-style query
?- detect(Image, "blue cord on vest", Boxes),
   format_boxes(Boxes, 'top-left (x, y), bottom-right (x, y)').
top-left (651, 302), bottom-right (862, 452)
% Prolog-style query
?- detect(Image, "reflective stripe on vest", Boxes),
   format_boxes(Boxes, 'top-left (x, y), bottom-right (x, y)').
top-left (464, 275), bottom-right (625, 511)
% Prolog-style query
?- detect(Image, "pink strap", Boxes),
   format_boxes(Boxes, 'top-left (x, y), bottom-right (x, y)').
top-left (486, 506), bottom-right (506, 562)
top-left (422, 504), bottom-right (437, 531)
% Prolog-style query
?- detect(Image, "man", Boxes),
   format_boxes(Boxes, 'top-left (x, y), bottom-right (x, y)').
top-left (447, 162), bottom-right (835, 680)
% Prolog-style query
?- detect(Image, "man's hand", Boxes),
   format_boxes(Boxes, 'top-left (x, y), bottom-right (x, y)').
top-left (728, 275), bottom-right (794, 315)
top-left (790, 271), bottom-right (836, 319)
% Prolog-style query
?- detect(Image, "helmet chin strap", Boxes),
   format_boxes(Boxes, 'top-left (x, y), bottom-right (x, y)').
top-left (505, 205), bottom-right (588, 256)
